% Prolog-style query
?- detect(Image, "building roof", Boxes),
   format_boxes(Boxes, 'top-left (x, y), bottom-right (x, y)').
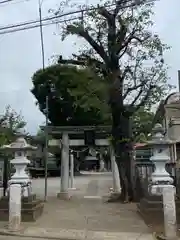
top-left (152, 92), bottom-right (180, 126)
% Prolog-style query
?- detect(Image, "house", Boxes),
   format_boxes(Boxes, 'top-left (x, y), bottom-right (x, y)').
top-left (153, 92), bottom-right (180, 162)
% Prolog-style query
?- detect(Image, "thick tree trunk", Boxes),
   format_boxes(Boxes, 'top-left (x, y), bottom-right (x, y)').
top-left (116, 152), bottom-right (134, 202)
top-left (107, 69), bottom-right (134, 202)
top-left (111, 104), bottom-right (134, 202)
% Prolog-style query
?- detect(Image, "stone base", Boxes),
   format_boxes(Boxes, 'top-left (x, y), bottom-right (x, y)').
top-left (0, 194), bottom-right (44, 222)
top-left (137, 196), bottom-right (180, 225)
top-left (68, 187), bottom-right (77, 190)
top-left (57, 192), bottom-right (71, 200)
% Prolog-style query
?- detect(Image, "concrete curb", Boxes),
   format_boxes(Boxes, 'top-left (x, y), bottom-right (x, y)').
top-left (0, 228), bottom-right (156, 240)
top-left (155, 234), bottom-right (166, 240)
top-left (0, 229), bottom-right (79, 240)
top-left (152, 232), bottom-right (180, 240)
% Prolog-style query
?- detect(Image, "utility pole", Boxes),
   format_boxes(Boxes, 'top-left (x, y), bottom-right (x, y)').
top-left (44, 95), bottom-right (48, 202)
top-left (178, 70), bottom-right (180, 93)
top-left (39, 0), bottom-right (45, 70)
top-left (38, 0), bottom-right (48, 202)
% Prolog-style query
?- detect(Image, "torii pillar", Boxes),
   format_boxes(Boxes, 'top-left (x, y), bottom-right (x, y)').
top-left (57, 132), bottom-right (70, 200)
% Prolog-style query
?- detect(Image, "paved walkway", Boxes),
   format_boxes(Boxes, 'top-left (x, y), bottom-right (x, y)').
top-left (21, 199), bottom-right (153, 240)
top-left (0, 173), bottom-right (155, 240)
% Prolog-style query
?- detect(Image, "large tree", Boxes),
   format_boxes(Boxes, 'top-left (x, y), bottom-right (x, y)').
top-left (56, 0), bottom-right (173, 201)
top-left (31, 63), bottom-right (154, 139)
top-left (31, 64), bottom-right (110, 126)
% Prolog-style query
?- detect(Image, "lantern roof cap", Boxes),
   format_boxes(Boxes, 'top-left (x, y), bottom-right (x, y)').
top-left (148, 123), bottom-right (174, 145)
top-left (0, 136), bottom-right (37, 152)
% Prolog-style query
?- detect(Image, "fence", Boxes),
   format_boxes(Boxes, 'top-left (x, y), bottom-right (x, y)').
top-left (134, 157), bottom-right (180, 201)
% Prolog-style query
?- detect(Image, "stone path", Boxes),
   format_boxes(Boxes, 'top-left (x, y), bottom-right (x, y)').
top-left (27, 197), bottom-right (149, 232)
top-left (85, 179), bottom-right (99, 197)
top-left (0, 173), bottom-right (155, 240)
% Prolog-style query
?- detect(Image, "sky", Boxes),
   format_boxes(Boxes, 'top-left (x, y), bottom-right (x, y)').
top-left (0, 0), bottom-right (179, 135)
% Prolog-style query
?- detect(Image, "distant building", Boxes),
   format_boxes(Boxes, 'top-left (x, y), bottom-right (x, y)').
top-left (153, 92), bottom-right (180, 162)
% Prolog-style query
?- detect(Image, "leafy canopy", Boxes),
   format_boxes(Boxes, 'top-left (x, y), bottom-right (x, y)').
top-left (31, 62), bottom-right (154, 140)
top-left (31, 64), bottom-right (111, 126)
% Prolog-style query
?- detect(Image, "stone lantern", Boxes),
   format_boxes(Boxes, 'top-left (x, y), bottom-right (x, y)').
top-left (139, 123), bottom-right (177, 240)
top-left (1, 134), bottom-right (37, 197)
top-left (148, 123), bottom-right (174, 195)
top-left (0, 135), bottom-right (44, 223)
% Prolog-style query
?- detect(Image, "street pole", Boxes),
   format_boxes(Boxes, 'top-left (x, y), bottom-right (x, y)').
top-left (44, 95), bottom-right (48, 201)
top-left (38, 0), bottom-right (48, 201)
top-left (39, 0), bottom-right (45, 70)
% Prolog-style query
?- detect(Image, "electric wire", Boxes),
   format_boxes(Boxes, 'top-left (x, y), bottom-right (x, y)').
top-left (0, 16), bottom-right (83, 34)
top-left (0, 0), bottom-right (31, 7)
top-left (0, 0), bottom-right (31, 5)
top-left (0, 0), bottom-right (155, 35)
top-left (0, 0), bottom-right (16, 4)
top-left (0, 3), bottom-right (117, 31)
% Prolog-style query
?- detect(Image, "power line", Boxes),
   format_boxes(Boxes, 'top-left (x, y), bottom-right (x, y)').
top-left (0, 3), bottom-right (117, 31)
top-left (0, 0), bottom-right (155, 31)
top-left (0, 0), bottom-right (156, 35)
top-left (0, 0), bottom-right (31, 7)
top-left (0, 0), bottom-right (24, 4)
top-left (0, 16), bottom-right (79, 35)
top-left (0, 0), bottom-right (15, 3)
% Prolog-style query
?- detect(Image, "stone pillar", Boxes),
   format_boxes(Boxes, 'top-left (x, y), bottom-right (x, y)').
top-left (9, 184), bottom-right (21, 231)
top-left (69, 153), bottom-right (76, 190)
top-left (110, 147), bottom-right (121, 193)
top-left (57, 132), bottom-right (70, 199)
top-left (99, 159), bottom-right (105, 172)
top-left (163, 186), bottom-right (176, 240)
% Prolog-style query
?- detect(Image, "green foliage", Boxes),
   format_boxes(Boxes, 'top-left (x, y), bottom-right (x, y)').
top-left (52, 0), bottom-right (168, 200)
top-left (0, 105), bottom-right (26, 146)
top-left (57, 0), bottom-right (174, 111)
top-left (133, 108), bottom-right (154, 141)
top-left (32, 63), bottom-right (154, 139)
top-left (108, 108), bottom-right (154, 143)
top-left (31, 64), bottom-right (111, 126)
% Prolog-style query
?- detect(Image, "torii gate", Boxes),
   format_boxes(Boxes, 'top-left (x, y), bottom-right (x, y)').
top-left (44, 125), bottom-right (121, 199)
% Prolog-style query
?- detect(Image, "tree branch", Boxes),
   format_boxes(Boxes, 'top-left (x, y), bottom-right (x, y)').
top-left (116, 27), bottom-right (137, 54)
top-left (98, 6), bottom-right (118, 67)
top-left (58, 55), bottom-right (109, 77)
top-left (133, 85), bottom-right (156, 112)
top-left (123, 82), bottom-right (145, 100)
top-left (58, 57), bottom-right (85, 66)
top-left (98, 6), bottom-right (113, 22)
top-left (114, 0), bottom-right (127, 16)
top-left (58, 54), bottom-right (106, 70)
top-left (66, 25), bottom-right (109, 65)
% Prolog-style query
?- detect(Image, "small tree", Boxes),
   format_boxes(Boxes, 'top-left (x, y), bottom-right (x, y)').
top-left (56, 0), bottom-right (173, 201)
top-left (0, 105), bottom-right (26, 145)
